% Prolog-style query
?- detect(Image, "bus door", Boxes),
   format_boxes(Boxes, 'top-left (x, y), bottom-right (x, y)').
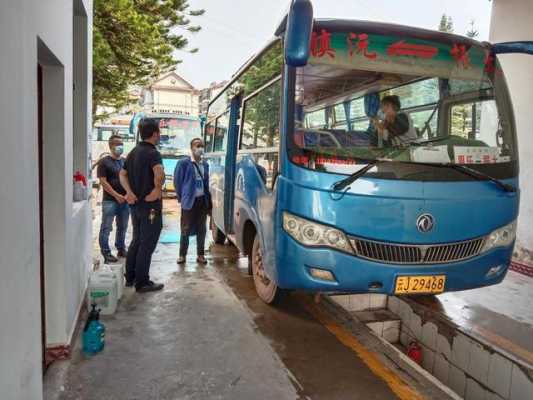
top-left (223, 96), bottom-right (241, 234)
top-left (207, 96), bottom-right (241, 235)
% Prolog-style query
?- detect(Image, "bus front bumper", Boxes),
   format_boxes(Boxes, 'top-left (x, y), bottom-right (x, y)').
top-left (275, 234), bottom-right (513, 294)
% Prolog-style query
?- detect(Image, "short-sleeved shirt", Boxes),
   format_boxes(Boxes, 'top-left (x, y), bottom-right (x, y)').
top-left (97, 156), bottom-right (126, 202)
top-left (192, 161), bottom-right (205, 198)
top-left (123, 141), bottom-right (163, 205)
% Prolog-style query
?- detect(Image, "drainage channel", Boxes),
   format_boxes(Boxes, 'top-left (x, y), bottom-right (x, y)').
top-left (327, 293), bottom-right (532, 400)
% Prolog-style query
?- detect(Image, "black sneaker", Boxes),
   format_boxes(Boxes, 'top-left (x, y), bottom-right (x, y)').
top-left (136, 281), bottom-right (164, 293)
top-left (103, 254), bottom-right (119, 264)
top-left (125, 277), bottom-right (135, 287)
top-left (117, 249), bottom-right (127, 258)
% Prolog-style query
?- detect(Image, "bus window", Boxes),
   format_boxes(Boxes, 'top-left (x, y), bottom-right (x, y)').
top-left (408, 109), bottom-right (438, 138)
top-left (349, 98), bottom-right (368, 131)
top-left (214, 112), bottom-right (229, 152)
top-left (450, 99), bottom-right (499, 144)
top-left (304, 109), bottom-right (326, 129)
top-left (387, 79), bottom-right (439, 109)
top-left (333, 104), bottom-right (346, 125)
top-left (241, 80), bottom-right (281, 149)
top-left (240, 79), bottom-right (281, 188)
top-left (204, 121), bottom-right (215, 152)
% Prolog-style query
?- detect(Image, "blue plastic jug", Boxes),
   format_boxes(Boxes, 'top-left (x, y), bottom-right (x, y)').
top-left (82, 304), bottom-right (105, 355)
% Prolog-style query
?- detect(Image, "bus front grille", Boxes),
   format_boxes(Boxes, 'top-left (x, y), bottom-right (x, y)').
top-left (350, 237), bottom-right (485, 265)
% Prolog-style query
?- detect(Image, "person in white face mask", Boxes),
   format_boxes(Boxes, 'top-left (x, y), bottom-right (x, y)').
top-left (97, 134), bottom-right (130, 263)
top-left (173, 138), bottom-right (212, 265)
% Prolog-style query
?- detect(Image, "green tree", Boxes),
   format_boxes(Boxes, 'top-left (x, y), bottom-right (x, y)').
top-left (93, 0), bottom-right (204, 119)
top-left (438, 14), bottom-right (454, 33)
top-left (466, 19), bottom-right (479, 38)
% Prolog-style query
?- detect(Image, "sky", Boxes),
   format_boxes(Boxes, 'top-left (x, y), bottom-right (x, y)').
top-left (174, 0), bottom-right (493, 89)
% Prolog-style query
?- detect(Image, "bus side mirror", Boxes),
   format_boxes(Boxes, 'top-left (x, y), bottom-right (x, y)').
top-left (283, 0), bottom-right (314, 67)
top-left (491, 41), bottom-right (533, 56)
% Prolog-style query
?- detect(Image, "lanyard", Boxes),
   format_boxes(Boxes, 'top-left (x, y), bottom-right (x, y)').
top-left (192, 162), bottom-right (204, 180)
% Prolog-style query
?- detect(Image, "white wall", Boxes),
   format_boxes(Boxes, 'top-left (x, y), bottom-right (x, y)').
top-left (490, 0), bottom-right (533, 264)
top-left (0, 1), bottom-right (92, 398)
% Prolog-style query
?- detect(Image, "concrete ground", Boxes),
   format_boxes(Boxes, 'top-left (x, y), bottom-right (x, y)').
top-left (44, 199), bottom-right (403, 400)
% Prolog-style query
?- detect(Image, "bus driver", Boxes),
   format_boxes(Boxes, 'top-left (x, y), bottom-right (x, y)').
top-left (371, 95), bottom-right (418, 147)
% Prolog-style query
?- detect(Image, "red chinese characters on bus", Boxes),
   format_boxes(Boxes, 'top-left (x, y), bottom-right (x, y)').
top-left (387, 41), bottom-right (438, 59)
top-left (484, 51), bottom-right (496, 74)
top-left (310, 29), bottom-right (336, 59)
top-left (346, 33), bottom-right (377, 60)
top-left (450, 44), bottom-right (471, 68)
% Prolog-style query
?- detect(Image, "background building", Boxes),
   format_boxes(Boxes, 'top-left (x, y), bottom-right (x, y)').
top-left (140, 71), bottom-right (200, 116)
top-left (0, 1), bottom-right (93, 399)
top-left (199, 81), bottom-right (228, 116)
top-left (490, 0), bottom-right (533, 269)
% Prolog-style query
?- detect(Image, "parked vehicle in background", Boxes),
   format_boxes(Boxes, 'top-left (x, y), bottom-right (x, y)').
top-left (131, 112), bottom-right (203, 193)
top-left (203, 0), bottom-right (532, 304)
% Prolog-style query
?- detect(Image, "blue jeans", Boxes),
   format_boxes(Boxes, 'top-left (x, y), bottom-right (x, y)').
top-left (99, 200), bottom-right (130, 255)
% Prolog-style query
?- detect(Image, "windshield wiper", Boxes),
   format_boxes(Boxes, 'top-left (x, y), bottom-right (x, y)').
top-left (331, 148), bottom-right (405, 191)
top-left (332, 159), bottom-right (384, 191)
top-left (433, 163), bottom-right (516, 193)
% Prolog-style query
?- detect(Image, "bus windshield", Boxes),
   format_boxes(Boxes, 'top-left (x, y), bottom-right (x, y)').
top-left (290, 30), bottom-right (517, 180)
top-left (151, 117), bottom-right (202, 157)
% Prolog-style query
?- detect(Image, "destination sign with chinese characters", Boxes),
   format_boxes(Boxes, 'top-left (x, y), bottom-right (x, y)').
top-left (309, 30), bottom-right (494, 81)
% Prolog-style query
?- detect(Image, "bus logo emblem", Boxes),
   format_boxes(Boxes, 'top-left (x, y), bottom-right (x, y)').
top-left (417, 214), bottom-right (435, 233)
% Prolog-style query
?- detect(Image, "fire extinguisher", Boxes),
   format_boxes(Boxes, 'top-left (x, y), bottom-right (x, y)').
top-left (407, 341), bottom-right (423, 365)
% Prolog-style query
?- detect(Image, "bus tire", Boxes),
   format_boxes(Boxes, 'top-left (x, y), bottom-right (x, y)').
top-left (211, 220), bottom-right (226, 245)
top-left (251, 235), bottom-right (285, 305)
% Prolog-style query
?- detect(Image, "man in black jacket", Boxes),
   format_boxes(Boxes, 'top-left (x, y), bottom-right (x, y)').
top-left (120, 119), bottom-right (165, 293)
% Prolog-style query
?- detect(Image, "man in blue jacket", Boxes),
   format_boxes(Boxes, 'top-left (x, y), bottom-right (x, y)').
top-left (173, 138), bottom-right (211, 264)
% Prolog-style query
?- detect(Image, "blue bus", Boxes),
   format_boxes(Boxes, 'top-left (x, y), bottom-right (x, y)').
top-left (204, 0), bottom-right (533, 303)
top-left (131, 112), bottom-right (202, 192)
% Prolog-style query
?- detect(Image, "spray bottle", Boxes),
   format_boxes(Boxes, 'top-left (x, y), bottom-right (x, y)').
top-left (82, 304), bottom-right (106, 355)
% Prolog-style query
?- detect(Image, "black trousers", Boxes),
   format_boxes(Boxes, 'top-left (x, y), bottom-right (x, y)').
top-left (179, 196), bottom-right (208, 257)
top-left (126, 202), bottom-right (163, 288)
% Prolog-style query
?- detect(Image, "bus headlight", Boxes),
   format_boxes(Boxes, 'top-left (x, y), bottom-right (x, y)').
top-left (482, 221), bottom-right (517, 253)
top-left (282, 212), bottom-right (353, 253)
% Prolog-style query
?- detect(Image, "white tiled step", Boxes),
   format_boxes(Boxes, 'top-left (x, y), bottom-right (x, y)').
top-left (352, 309), bottom-right (401, 344)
